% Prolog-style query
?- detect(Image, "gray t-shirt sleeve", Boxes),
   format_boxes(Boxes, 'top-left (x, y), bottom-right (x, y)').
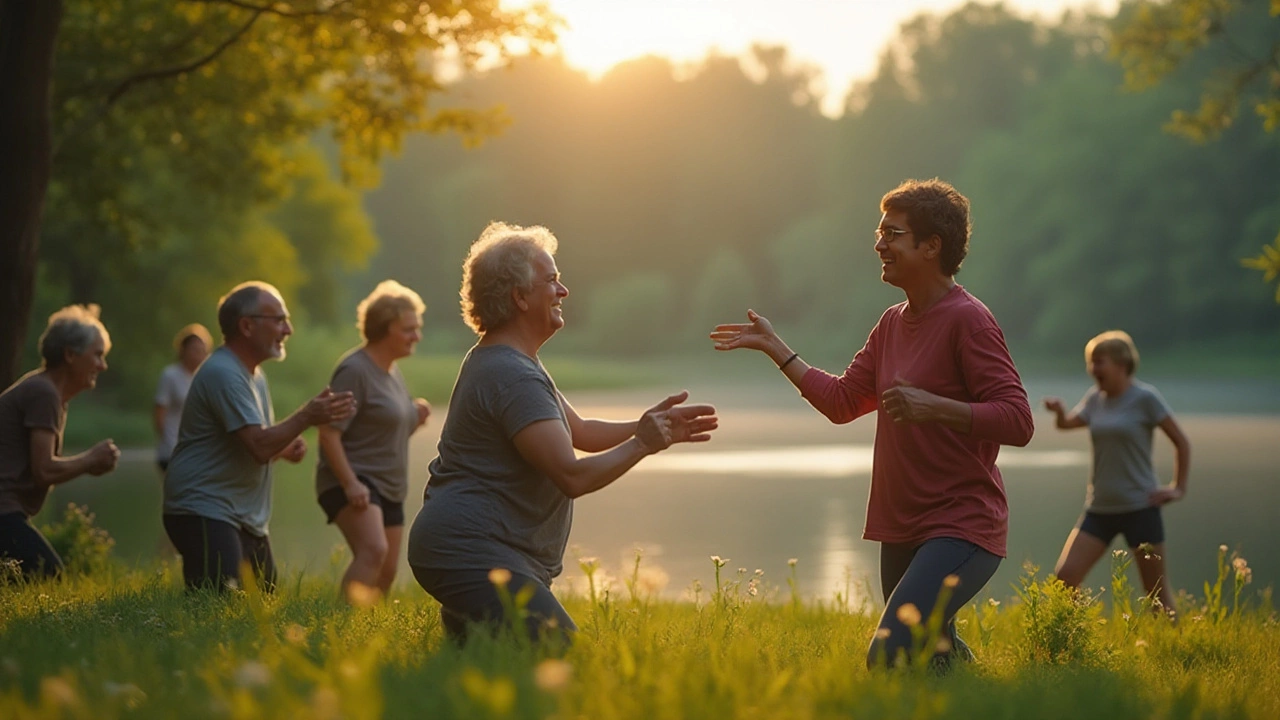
top-left (489, 373), bottom-right (565, 440)
top-left (154, 368), bottom-right (174, 406)
top-left (1142, 385), bottom-right (1172, 425)
top-left (208, 364), bottom-right (268, 433)
top-left (326, 361), bottom-right (364, 434)
top-left (1072, 388), bottom-right (1096, 424)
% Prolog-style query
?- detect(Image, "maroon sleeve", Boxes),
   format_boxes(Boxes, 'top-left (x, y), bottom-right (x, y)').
top-left (961, 327), bottom-right (1034, 447)
top-left (797, 339), bottom-right (879, 425)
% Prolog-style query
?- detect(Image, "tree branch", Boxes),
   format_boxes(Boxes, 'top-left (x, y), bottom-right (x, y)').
top-left (185, 0), bottom-right (353, 20)
top-left (104, 7), bottom-right (263, 107)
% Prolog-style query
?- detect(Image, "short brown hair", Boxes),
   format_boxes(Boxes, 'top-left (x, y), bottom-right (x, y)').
top-left (357, 280), bottom-right (426, 343)
top-left (880, 179), bottom-right (971, 276)
top-left (459, 222), bottom-right (559, 334)
top-left (1085, 330), bottom-right (1139, 375)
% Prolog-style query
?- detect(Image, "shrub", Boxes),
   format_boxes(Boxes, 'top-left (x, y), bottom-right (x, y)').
top-left (1016, 563), bottom-right (1105, 665)
top-left (39, 503), bottom-right (116, 576)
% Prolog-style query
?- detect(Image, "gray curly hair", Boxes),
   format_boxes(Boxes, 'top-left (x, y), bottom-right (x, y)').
top-left (459, 222), bottom-right (559, 334)
top-left (39, 305), bottom-right (111, 369)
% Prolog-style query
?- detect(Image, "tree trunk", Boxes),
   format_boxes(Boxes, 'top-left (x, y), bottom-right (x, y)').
top-left (0, 0), bottom-right (62, 387)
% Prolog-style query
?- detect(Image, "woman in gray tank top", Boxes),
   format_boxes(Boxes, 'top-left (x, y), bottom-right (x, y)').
top-left (407, 222), bottom-right (720, 644)
top-left (1042, 330), bottom-right (1191, 619)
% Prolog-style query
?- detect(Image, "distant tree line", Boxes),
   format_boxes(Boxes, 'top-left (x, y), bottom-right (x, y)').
top-left (15, 1), bottom-right (1279, 404)
top-left (359, 1), bottom-right (1279, 360)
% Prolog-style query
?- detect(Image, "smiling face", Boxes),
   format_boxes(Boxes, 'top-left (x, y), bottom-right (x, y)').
top-left (874, 209), bottom-right (936, 289)
top-left (518, 249), bottom-right (569, 338)
top-left (1088, 349), bottom-right (1127, 392)
top-left (66, 335), bottom-right (108, 393)
top-left (242, 292), bottom-right (293, 363)
top-left (378, 309), bottom-right (423, 360)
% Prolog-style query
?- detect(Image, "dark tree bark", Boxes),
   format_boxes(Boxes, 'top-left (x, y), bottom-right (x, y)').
top-left (0, 0), bottom-right (63, 387)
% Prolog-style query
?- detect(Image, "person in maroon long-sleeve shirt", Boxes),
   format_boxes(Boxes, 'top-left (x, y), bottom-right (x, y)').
top-left (711, 179), bottom-right (1033, 671)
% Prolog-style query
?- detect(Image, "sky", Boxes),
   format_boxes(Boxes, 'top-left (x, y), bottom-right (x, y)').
top-left (536, 0), bottom-right (1120, 116)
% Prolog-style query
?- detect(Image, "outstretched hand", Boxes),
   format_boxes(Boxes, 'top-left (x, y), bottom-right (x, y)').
top-left (710, 310), bottom-right (778, 353)
top-left (304, 387), bottom-right (357, 427)
top-left (636, 390), bottom-right (718, 453)
top-left (1042, 396), bottom-right (1065, 414)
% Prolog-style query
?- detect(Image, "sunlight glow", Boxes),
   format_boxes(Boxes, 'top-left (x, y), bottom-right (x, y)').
top-left (512, 0), bottom-right (1121, 116)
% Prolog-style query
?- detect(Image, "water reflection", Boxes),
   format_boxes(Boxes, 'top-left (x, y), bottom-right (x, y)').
top-left (638, 445), bottom-right (1087, 476)
top-left (815, 496), bottom-right (870, 605)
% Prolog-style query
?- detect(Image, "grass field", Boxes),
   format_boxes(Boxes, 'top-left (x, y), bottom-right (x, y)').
top-left (2, 533), bottom-right (1275, 720)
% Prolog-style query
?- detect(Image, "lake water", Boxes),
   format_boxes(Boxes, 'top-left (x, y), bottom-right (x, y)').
top-left (40, 376), bottom-right (1280, 607)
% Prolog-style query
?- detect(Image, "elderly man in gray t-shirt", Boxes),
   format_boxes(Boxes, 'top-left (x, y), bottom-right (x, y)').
top-left (163, 281), bottom-right (355, 591)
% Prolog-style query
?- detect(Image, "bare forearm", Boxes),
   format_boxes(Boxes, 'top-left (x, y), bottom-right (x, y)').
top-left (153, 406), bottom-right (165, 437)
top-left (1173, 441), bottom-right (1191, 492)
top-left (556, 438), bottom-right (651, 498)
top-left (575, 419), bottom-right (640, 453)
top-left (762, 336), bottom-right (812, 389)
top-left (243, 413), bottom-right (311, 464)
top-left (35, 453), bottom-right (95, 487)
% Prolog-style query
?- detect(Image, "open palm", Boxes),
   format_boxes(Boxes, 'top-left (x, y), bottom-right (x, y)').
top-left (709, 309), bottom-right (777, 353)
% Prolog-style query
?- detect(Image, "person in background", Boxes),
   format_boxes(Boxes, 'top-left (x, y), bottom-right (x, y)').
top-left (154, 324), bottom-right (213, 473)
top-left (408, 222), bottom-right (718, 644)
top-left (0, 305), bottom-right (120, 578)
top-left (710, 179), bottom-right (1034, 671)
top-left (163, 281), bottom-right (356, 592)
top-left (317, 280), bottom-right (432, 603)
top-left (1043, 330), bottom-right (1190, 619)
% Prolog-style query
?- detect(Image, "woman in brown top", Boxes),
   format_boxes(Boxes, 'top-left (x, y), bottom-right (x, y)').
top-left (0, 305), bottom-right (121, 578)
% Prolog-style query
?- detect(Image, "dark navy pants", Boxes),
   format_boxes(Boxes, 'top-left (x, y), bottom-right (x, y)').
top-left (869, 537), bottom-right (1001, 669)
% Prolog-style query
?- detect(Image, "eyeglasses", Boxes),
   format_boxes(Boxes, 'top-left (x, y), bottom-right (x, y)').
top-left (874, 227), bottom-right (912, 243)
top-left (246, 314), bottom-right (290, 325)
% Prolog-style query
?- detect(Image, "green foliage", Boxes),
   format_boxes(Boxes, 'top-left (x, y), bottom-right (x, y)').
top-left (1112, 0), bottom-right (1280, 302)
top-left (1015, 563), bottom-right (1106, 665)
top-left (581, 273), bottom-right (676, 356)
top-left (38, 503), bottom-right (116, 576)
top-left (1243, 236), bottom-right (1280, 302)
top-left (28, 0), bottom-right (558, 398)
top-left (355, 1), bottom-right (1279, 371)
top-left (683, 249), bottom-right (759, 346)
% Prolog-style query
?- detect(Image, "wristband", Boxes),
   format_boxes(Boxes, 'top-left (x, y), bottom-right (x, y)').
top-left (778, 352), bottom-right (800, 370)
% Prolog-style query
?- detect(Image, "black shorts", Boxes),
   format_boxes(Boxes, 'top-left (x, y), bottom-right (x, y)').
top-left (1078, 506), bottom-right (1165, 547)
top-left (317, 475), bottom-right (404, 527)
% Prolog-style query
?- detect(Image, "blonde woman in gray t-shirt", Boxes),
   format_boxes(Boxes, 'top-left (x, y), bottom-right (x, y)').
top-left (317, 281), bottom-right (432, 603)
top-left (1042, 330), bottom-right (1191, 618)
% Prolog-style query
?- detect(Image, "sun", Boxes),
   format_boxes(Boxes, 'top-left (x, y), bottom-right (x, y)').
top-left (537, 0), bottom-right (746, 77)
